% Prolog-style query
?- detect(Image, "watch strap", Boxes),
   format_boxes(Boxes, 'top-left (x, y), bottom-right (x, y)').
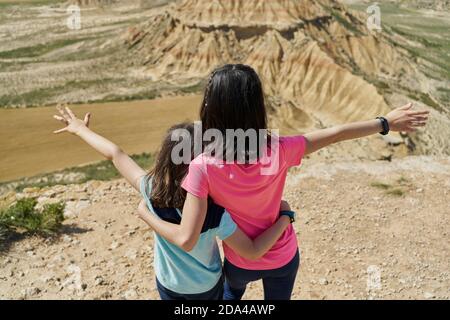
top-left (280, 210), bottom-right (296, 223)
top-left (376, 117), bottom-right (390, 135)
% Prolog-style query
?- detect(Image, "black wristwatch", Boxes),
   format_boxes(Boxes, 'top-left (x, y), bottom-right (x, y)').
top-left (376, 117), bottom-right (390, 135)
top-left (280, 210), bottom-right (296, 224)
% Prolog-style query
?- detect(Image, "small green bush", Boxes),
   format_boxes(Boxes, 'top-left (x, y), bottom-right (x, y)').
top-left (0, 224), bottom-right (8, 243)
top-left (386, 189), bottom-right (404, 197)
top-left (370, 180), bottom-right (408, 197)
top-left (370, 182), bottom-right (391, 190)
top-left (0, 198), bottom-right (65, 246)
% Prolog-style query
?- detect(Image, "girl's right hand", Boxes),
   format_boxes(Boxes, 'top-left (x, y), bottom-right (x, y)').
top-left (53, 104), bottom-right (91, 135)
top-left (138, 199), bottom-right (149, 220)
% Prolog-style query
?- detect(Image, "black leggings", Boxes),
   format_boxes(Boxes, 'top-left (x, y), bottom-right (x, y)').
top-left (157, 275), bottom-right (224, 300)
top-left (223, 250), bottom-right (300, 300)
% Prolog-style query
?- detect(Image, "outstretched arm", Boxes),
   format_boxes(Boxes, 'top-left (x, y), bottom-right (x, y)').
top-left (53, 106), bottom-right (146, 191)
top-left (222, 201), bottom-right (292, 260)
top-left (304, 103), bottom-right (429, 155)
top-left (138, 193), bottom-right (207, 252)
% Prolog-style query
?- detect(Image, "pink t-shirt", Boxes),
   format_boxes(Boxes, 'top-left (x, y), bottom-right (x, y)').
top-left (181, 135), bottom-right (307, 270)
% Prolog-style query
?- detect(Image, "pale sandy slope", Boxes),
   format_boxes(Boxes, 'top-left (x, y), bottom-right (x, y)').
top-left (0, 156), bottom-right (449, 300)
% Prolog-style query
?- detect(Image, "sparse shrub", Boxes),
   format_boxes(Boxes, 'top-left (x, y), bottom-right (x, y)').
top-left (370, 180), bottom-right (407, 197)
top-left (397, 176), bottom-right (409, 185)
top-left (386, 189), bottom-right (404, 197)
top-left (0, 198), bottom-right (65, 248)
top-left (370, 182), bottom-right (391, 190)
top-left (39, 202), bottom-right (65, 234)
top-left (0, 224), bottom-right (8, 244)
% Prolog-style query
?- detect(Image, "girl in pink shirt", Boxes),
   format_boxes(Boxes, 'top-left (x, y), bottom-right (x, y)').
top-left (128, 64), bottom-right (429, 299)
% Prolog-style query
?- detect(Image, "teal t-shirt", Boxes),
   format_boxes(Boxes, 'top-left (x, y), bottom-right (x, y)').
top-left (140, 176), bottom-right (237, 294)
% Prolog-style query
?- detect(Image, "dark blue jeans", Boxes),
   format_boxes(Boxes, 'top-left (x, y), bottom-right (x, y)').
top-left (156, 275), bottom-right (224, 300)
top-left (223, 250), bottom-right (300, 300)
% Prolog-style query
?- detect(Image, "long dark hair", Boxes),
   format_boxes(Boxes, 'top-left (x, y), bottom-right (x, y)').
top-left (145, 123), bottom-right (194, 209)
top-left (200, 64), bottom-right (269, 162)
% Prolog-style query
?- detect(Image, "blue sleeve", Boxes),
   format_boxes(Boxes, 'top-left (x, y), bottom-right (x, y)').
top-left (216, 211), bottom-right (238, 240)
top-left (139, 176), bottom-right (158, 217)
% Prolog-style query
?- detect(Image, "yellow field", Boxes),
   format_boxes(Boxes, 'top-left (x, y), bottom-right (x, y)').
top-left (0, 96), bottom-right (201, 182)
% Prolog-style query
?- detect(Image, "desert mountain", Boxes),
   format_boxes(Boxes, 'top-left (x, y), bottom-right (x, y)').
top-left (124, 0), bottom-right (449, 158)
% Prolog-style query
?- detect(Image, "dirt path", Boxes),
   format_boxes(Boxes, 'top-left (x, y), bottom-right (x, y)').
top-left (0, 96), bottom-right (201, 182)
top-left (0, 156), bottom-right (449, 300)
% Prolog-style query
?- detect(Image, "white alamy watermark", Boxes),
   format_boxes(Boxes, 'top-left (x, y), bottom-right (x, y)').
top-left (67, 5), bottom-right (81, 30)
top-left (366, 3), bottom-right (382, 32)
top-left (170, 121), bottom-right (280, 176)
top-left (366, 265), bottom-right (382, 292)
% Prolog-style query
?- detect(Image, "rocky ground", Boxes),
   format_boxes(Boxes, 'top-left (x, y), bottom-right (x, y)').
top-left (0, 156), bottom-right (449, 300)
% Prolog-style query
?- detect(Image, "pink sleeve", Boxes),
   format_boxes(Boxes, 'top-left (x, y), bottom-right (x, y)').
top-left (181, 156), bottom-right (209, 199)
top-left (280, 135), bottom-right (307, 167)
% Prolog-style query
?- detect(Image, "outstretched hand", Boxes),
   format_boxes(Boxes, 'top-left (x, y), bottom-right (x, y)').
top-left (385, 103), bottom-right (429, 133)
top-left (53, 104), bottom-right (91, 135)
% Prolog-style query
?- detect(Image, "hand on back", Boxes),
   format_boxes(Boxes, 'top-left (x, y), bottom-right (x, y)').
top-left (280, 200), bottom-right (291, 212)
top-left (138, 199), bottom-right (150, 221)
